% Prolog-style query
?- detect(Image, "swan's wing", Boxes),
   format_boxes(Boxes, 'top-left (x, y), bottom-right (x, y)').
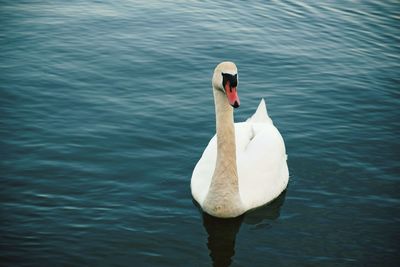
top-left (190, 123), bottom-right (252, 205)
top-left (238, 123), bottom-right (289, 210)
top-left (190, 135), bottom-right (217, 205)
top-left (246, 98), bottom-right (273, 125)
top-left (238, 99), bottom-right (288, 210)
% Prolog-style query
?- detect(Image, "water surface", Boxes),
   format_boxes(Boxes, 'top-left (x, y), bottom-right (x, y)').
top-left (1, 1), bottom-right (399, 266)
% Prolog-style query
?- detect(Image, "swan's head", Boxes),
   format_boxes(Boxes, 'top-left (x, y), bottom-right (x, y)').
top-left (212, 61), bottom-right (240, 108)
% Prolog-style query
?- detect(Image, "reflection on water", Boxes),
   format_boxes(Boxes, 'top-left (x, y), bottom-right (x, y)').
top-left (202, 191), bottom-right (287, 267)
top-left (202, 213), bottom-right (243, 267)
top-left (244, 190), bottom-right (287, 226)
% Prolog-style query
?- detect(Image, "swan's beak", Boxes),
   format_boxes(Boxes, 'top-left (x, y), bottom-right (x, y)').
top-left (225, 83), bottom-right (240, 108)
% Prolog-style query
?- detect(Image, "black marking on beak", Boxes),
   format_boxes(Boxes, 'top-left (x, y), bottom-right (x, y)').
top-left (222, 73), bottom-right (237, 91)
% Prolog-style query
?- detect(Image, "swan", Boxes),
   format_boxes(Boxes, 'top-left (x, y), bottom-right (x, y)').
top-left (190, 62), bottom-right (289, 218)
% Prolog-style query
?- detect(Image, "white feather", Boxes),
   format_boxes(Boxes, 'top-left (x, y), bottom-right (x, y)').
top-left (191, 99), bottom-right (289, 211)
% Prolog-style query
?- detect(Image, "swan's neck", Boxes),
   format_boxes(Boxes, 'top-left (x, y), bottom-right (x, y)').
top-left (214, 89), bottom-right (238, 181)
top-left (203, 88), bottom-right (243, 218)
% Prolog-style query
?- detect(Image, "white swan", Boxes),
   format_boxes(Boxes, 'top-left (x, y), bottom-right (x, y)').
top-left (191, 62), bottom-right (289, 218)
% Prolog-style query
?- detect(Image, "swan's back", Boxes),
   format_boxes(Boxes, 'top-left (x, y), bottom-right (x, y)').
top-left (191, 99), bottom-right (289, 211)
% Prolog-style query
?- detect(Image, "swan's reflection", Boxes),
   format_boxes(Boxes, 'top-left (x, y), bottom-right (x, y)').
top-left (201, 191), bottom-right (287, 267)
top-left (202, 213), bottom-right (243, 267)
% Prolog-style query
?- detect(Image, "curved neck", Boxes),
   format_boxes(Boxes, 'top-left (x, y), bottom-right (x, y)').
top-left (203, 88), bottom-right (242, 218)
top-left (213, 89), bottom-right (238, 179)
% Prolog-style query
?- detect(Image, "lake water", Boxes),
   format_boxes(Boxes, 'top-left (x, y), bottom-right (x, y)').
top-left (1, 1), bottom-right (399, 266)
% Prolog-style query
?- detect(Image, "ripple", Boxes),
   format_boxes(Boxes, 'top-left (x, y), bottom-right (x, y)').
top-left (1, 0), bottom-right (399, 266)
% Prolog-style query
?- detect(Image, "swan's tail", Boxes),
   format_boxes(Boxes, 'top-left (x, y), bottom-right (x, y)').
top-left (246, 98), bottom-right (273, 124)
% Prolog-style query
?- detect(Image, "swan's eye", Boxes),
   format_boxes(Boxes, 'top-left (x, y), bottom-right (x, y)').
top-left (222, 73), bottom-right (238, 91)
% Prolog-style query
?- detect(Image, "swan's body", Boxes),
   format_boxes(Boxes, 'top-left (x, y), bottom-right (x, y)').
top-left (190, 62), bottom-right (289, 218)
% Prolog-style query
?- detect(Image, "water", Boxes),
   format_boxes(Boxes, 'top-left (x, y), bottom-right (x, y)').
top-left (1, 1), bottom-right (399, 266)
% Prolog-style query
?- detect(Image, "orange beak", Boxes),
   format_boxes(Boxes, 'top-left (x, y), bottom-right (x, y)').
top-left (225, 80), bottom-right (240, 108)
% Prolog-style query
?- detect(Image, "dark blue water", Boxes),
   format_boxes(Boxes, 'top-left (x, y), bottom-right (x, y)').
top-left (1, 1), bottom-right (399, 266)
